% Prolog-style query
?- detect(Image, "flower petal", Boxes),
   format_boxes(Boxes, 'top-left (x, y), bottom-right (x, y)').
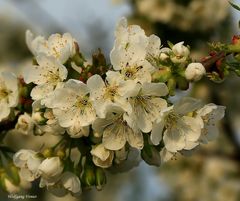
top-left (151, 120), bottom-right (164, 145)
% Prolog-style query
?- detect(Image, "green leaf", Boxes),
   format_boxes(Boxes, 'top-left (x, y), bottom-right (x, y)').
top-left (229, 1), bottom-right (240, 11)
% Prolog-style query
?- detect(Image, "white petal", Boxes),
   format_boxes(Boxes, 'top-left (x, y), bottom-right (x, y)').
top-left (163, 128), bottom-right (185, 152)
top-left (141, 82), bottom-right (169, 97)
top-left (136, 106), bottom-right (152, 133)
top-left (61, 172), bottom-right (81, 194)
top-left (87, 74), bottom-right (105, 98)
top-left (127, 129), bottom-right (143, 149)
top-left (0, 101), bottom-right (10, 122)
top-left (147, 34), bottom-right (161, 57)
top-left (91, 144), bottom-right (111, 161)
top-left (174, 97), bottom-right (202, 115)
top-left (102, 123), bottom-right (127, 151)
top-left (160, 148), bottom-right (173, 163)
top-left (151, 120), bottom-right (164, 145)
top-left (65, 79), bottom-right (89, 96)
top-left (182, 116), bottom-right (202, 142)
top-left (31, 84), bottom-right (54, 101)
top-left (118, 80), bottom-right (140, 97)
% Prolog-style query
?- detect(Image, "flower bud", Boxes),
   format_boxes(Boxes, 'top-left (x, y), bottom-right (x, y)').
top-left (185, 63), bottom-right (206, 82)
top-left (32, 111), bottom-right (47, 125)
top-left (15, 113), bottom-right (34, 135)
top-left (171, 42), bottom-right (190, 63)
top-left (90, 144), bottom-right (114, 168)
top-left (151, 68), bottom-right (171, 82)
top-left (38, 157), bottom-right (64, 179)
top-left (61, 172), bottom-right (81, 194)
top-left (42, 148), bottom-right (53, 158)
top-left (95, 167), bottom-right (106, 191)
top-left (8, 164), bottom-right (20, 186)
top-left (81, 166), bottom-right (95, 187)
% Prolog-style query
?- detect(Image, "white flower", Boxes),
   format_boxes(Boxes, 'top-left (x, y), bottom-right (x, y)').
top-left (15, 113), bottom-right (34, 135)
top-left (26, 30), bottom-right (76, 64)
top-left (151, 97), bottom-right (203, 153)
top-left (0, 72), bottom-right (19, 122)
top-left (61, 172), bottom-right (81, 194)
top-left (90, 144), bottom-right (114, 168)
top-left (185, 62), bottom-right (206, 81)
top-left (23, 54), bottom-right (67, 101)
top-left (41, 171), bottom-right (81, 196)
top-left (32, 101), bottom-right (65, 135)
top-left (13, 149), bottom-right (42, 181)
top-left (44, 79), bottom-right (96, 137)
top-left (93, 106), bottom-right (143, 150)
top-left (38, 157), bottom-right (64, 180)
top-left (196, 103), bottom-right (225, 143)
top-left (170, 42), bottom-right (190, 63)
top-left (87, 71), bottom-right (137, 118)
top-left (110, 18), bottom-right (154, 83)
top-left (125, 82), bottom-right (168, 133)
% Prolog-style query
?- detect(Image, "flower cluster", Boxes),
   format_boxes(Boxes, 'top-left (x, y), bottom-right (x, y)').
top-left (0, 17), bottom-right (229, 196)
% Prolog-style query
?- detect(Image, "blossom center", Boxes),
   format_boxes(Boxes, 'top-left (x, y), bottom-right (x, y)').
top-left (75, 96), bottom-right (91, 109)
top-left (165, 112), bottom-right (180, 129)
top-left (122, 65), bottom-right (143, 80)
top-left (0, 87), bottom-right (9, 99)
top-left (104, 86), bottom-right (118, 101)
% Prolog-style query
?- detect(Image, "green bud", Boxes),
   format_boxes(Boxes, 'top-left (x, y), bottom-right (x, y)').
top-left (0, 169), bottom-right (6, 191)
top-left (82, 166), bottom-right (95, 187)
top-left (95, 167), bottom-right (106, 191)
top-left (72, 53), bottom-right (85, 66)
top-left (42, 148), bottom-right (53, 158)
top-left (151, 68), bottom-right (171, 83)
top-left (141, 145), bottom-right (161, 167)
top-left (167, 78), bottom-right (176, 96)
top-left (8, 164), bottom-right (20, 186)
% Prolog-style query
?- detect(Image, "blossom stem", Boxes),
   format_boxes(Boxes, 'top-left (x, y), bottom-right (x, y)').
top-left (52, 137), bottom-right (66, 150)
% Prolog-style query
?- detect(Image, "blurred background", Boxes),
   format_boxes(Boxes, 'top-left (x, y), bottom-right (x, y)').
top-left (1, 0), bottom-right (240, 200)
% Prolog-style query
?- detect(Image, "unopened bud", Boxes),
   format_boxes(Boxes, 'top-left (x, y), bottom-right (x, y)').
top-left (82, 166), bottom-right (95, 187)
top-left (151, 68), bottom-right (171, 82)
top-left (95, 167), bottom-right (106, 191)
top-left (42, 148), bottom-right (53, 158)
top-left (32, 111), bottom-right (47, 125)
top-left (185, 63), bottom-right (206, 82)
top-left (8, 164), bottom-right (20, 186)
